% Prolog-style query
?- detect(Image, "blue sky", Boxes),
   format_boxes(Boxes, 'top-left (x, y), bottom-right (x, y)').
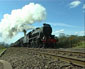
top-left (0, 0), bottom-right (85, 44)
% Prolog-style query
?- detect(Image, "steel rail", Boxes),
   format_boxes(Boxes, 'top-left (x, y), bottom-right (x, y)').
top-left (29, 48), bottom-right (85, 58)
top-left (39, 52), bottom-right (85, 67)
top-left (9, 47), bottom-right (85, 67)
top-left (0, 48), bottom-right (7, 57)
top-left (57, 50), bottom-right (85, 57)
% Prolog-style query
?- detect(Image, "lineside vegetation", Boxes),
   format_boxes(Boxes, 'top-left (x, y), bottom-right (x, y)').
top-left (55, 33), bottom-right (85, 48)
top-left (0, 45), bottom-right (6, 53)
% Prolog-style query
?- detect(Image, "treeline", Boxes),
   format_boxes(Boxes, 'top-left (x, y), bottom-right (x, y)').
top-left (0, 42), bottom-right (9, 48)
top-left (55, 33), bottom-right (85, 48)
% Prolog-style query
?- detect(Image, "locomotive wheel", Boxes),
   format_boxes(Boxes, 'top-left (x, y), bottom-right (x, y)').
top-left (35, 41), bottom-right (38, 48)
top-left (42, 43), bottom-right (45, 48)
top-left (36, 38), bottom-right (41, 48)
top-left (31, 41), bottom-right (35, 48)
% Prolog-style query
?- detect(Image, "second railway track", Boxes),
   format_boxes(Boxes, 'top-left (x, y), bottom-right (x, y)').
top-left (38, 51), bottom-right (85, 67)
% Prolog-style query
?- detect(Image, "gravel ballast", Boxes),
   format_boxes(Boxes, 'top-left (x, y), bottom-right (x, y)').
top-left (0, 47), bottom-right (84, 69)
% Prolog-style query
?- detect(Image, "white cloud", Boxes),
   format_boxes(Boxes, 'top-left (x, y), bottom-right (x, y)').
top-left (69, 1), bottom-right (81, 8)
top-left (83, 4), bottom-right (85, 9)
top-left (52, 29), bottom-right (64, 36)
top-left (53, 23), bottom-right (75, 27)
top-left (75, 31), bottom-right (85, 36)
top-left (82, 4), bottom-right (85, 13)
top-left (54, 29), bottom-right (64, 33)
top-left (46, 22), bottom-right (80, 28)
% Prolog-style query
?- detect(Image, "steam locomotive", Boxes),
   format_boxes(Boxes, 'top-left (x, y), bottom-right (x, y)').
top-left (11, 23), bottom-right (58, 48)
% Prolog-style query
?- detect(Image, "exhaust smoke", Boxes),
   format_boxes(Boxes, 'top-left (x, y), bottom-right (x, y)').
top-left (0, 3), bottom-right (46, 43)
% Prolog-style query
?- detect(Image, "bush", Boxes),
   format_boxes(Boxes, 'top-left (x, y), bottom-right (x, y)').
top-left (56, 34), bottom-right (85, 48)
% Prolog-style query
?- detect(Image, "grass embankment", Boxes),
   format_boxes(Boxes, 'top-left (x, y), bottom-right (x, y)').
top-left (0, 46), bottom-right (6, 54)
top-left (73, 41), bottom-right (85, 48)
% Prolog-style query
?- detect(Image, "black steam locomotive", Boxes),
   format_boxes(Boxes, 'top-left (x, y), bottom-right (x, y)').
top-left (11, 23), bottom-right (58, 48)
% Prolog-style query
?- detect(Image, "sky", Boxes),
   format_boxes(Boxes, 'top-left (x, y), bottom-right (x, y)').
top-left (0, 0), bottom-right (85, 44)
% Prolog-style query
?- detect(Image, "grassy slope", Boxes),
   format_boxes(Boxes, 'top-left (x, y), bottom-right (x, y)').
top-left (0, 45), bottom-right (6, 53)
top-left (73, 41), bottom-right (85, 48)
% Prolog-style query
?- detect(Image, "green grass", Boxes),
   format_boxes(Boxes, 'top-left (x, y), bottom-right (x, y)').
top-left (73, 41), bottom-right (85, 48)
top-left (0, 46), bottom-right (6, 53)
top-left (0, 48), bottom-right (7, 54)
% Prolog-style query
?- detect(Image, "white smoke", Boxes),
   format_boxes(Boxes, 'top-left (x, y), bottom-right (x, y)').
top-left (0, 3), bottom-right (46, 41)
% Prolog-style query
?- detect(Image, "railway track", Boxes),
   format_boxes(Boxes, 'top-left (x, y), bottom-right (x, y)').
top-left (0, 47), bottom-right (85, 69)
top-left (27, 48), bottom-right (85, 68)
top-left (38, 52), bottom-right (85, 67)
top-left (35, 48), bottom-right (85, 58)
top-left (0, 48), bottom-right (7, 57)
top-left (26, 48), bottom-right (85, 59)
top-left (20, 48), bottom-right (85, 67)
top-left (56, 49), bottom-right (85, 58)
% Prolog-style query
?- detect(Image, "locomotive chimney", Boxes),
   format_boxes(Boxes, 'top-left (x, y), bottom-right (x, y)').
top-left (23, 29), bottom-right (26, 36)
top-left (23, 29), bottom-right (29, 44)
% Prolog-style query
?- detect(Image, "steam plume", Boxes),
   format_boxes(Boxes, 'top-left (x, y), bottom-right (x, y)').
top-left (0, 3), bottom-right (46, 40)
